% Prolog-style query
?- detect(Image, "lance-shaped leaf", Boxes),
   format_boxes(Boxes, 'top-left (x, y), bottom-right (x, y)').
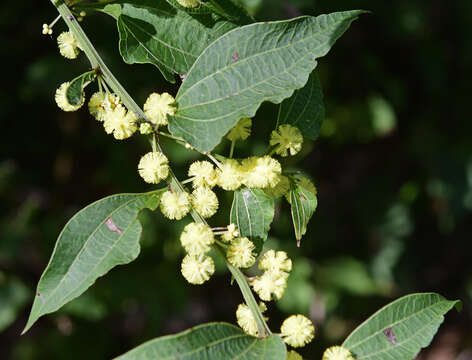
top-left (115, 322), bottom-right (286, 360)
top-left (289, 183), bottom-right (317, 245)
top-left (96, 0), bottom-right (248, 82)
top-left (66, 71), bottom-right (96, 106)
top-left (169, 10), bottom-right (365, 151)
top-left (23, 191), bottom-right (161, 333)
top-left (342, 293), bottom-right (461, 360)
top-left (230, 188), bottom-right (275, 241)
top-left (277, 71), bottom-right (325, 140)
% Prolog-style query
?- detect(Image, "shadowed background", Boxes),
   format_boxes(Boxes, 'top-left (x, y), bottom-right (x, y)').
top-left (1, 0), bottom-right (471, 358)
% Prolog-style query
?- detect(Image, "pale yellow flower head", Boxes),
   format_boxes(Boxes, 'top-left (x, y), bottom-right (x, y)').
top-left (180, 222), bottom-right (214, 255)
top-left (287, 350), bottom-right (303, 360)
top-left (264, 175), bottom-right (290, 198)
top-left (216, 159), bottom-right (243, 191)
top-left (143, 92), bottom-right (176, 126)
top-left (88, 92), bottom-right (121, 122)
top-left (55, 82), bottom-right (84, 112)
top-left (242, 156), bottom-right (281, 189)
top-left (57, 31), bottom-right (81, 59)
top-left (139, 122), bottom-right (154, 135)
top-left (191, 187), bottom-right (219, 218)
top-left (221, 223), bottom-right (239, 242)
top-left (181, 254), bottom-right (214, 285)
top-left (322, 346), bottom-right (355, 360)
top-left (227, 237), bottom-right (256, 268)
top-left (103, 105), bottom-right (137, 140)
top-left (281, 315), bottom-right (315, 348)
top-left (188, 161), bottom-right (217, 188)
top-left (236, 302), bottom-right (267, 337)
top-left (138, 151), bottom-right (169, 184)
top-left (160, 191), bottom-right (191, 220)
top-left (227, 117), bottom-right (252, 142)
top-left (176, 0), bottom-right (200, 8)
top-left (252, 271), bottom-right (288, 301)
top-left (259, 250), bottom-right (292, 276)
top-left (270, 124), bottom-right (303, 157)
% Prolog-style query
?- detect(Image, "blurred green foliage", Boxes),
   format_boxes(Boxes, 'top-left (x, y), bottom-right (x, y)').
top-left (1, 0), bottom-right (471, 359)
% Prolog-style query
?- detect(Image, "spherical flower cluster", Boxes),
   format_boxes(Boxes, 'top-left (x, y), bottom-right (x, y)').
top-left (227, 118), bottom-right (252, 142)
top-left (226, 237), bottom-right (256, 268)
top-left (55, 82), bottom-right (84, 112)
top-left (259, 250), bottom-right (292, 275)
top-left (322, 346), bottom-right (355, 360)
top-left (57, 31), bottom-right (81, 59)
top-left (270, 124), bottom-right (303, 157)
top-left (138, 151), bottom-right (169, 184)
top-left (242, 156), bottom-right (281, 189)
top-left (236, 302), bottom-right (267, 337)
top-left (139, 122), bottom-right (153, 135)
top-left (281, 315), bottom-right (315, 348)
top-left (143, 92), bottom-right (176, 126)
top-left (221, 223), bottom-right (239, 242)
top-left (252, 271), bottom-right (287, 301)
top-left (216, 159), bottom-right (243, 191)
top-left (181, 254), bottom-right (214, 285)
top-left (191, 187), bottom-right (218, 218)
top-left (287, 350), bottom-right (303, 360)
top-left (180, 222), bottom-right (214, 255)
top-left (160, 191), bottom-right (191, 220)
top-left (188, 161), bottom-right (217, 188)
top-left (264, 175), bottom-right (290, 198)
top-left (88, 92), bottom-right (122, 122)
top-left (103, 104), bottom-right (137, 140)
top-left (176, 0), bottom-right (200, 8)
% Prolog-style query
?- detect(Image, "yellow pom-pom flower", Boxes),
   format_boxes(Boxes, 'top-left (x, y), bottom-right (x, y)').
top-left (252, 271), bottom-right (288, 301)
top-left (226, 237), bottom-right (256, 268)
top-left (103, 105), bottom-right (137, 140)
top-left (287, 350), bottom-right (303, 360)
top-left (139, 122), bottom-right (153, 135)
top-left (227, 118), bottom-right (252, 142)
top-left (270, 124), bottom-right (303, 157)
top-left (188, 161), bottom-right (217, 188)
top-left (176, 0), bottom-right (200, 8)
top-left (138, 151), bottom-right (169, 184)
top-left (221, 223), bottom-right (239, 242)
top-left (264, 175), bottom-right (290, 198)
top-left (160, 191), bottom-right (191, 220)
top-left (258, 250), bottom-right (292, 275)
top-left (322, 346), bottom-right (355, 360)
top-left (55, 82), bottom-right (84, 112)
top-left (281, 315), bottom-right (315, 348)
top-left (180, 222), bottom-right (214, 255)
top-left (181, 254), bottom-right (214, 285)
top-left (88, 92), bottom-right (121, 122)
top-left (191, 187), bottom-right (219, 218)
top-left (216, 159), bottom-right (243, 191)
top-left (57, 31), bottom-right (81, 59)
top-left (236, 302), bottom-right (267, 337)
top-left (242, 156), bottom-right (281, 189)
top-left (143, 92), bottom-right (176, 126)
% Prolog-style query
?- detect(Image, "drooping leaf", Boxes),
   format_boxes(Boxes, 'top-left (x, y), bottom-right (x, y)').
top-left (277, 71), bottom-right (325, 140)
top-left (342, 293), bottom-right (461, 360)
top-left (96, 0), bottom-right (249, 82)
top-left (115, 322), bottom-right (286, 360)
top-left (22, 191), bottom-right (161, 333)
top-left (230, 188), bottom-right (275, 241)
top-left (169, 10), bottom-right (365, 151)
top-left (289, 183), bottom-right (317, 244)
top-left (66, 71), bottom-right (96, 106)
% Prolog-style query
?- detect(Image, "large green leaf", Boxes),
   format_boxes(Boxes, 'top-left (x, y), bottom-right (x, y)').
top-left (115, 322), bottom-right (286, 360)
top-left (169, 10), bottom-right (364, 151)
top-left (22, 191), bottom-right (161, 333)
top-left (277, 71), bottom-right (325, 140)
top-left (289, 183), bottom-right (317, 245)
top-left (230, 188), bottom-right (275, 241)
top-left (98, 0), bottom-right (248, 82)
top-left (342, 293), bottom-right (461, 360)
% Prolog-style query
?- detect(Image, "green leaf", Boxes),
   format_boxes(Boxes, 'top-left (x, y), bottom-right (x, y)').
top-left (342, 293), bottom-right (461, 360)
top-left (22, 191), bottom-right (161, 334)
top-left (115, 322), bottom-right (286, 360)
top-left (99, 0), bottom-right (246, 82)
top-left (169, 10), bottom-right (364, 151)
top-left (230, 188), bottom-right (275, 241)
top-left (277, 71), bottom-right (325, 140)
top-left (289, 183), bottom-right (317, 244)
top-left (66, 71), bottom-right (96, 106)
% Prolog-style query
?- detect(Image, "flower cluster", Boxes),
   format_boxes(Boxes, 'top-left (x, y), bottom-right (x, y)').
top-left (236, 302), bottom-right (267, 337)
top-left (322, 346), bottom-right (355, 360)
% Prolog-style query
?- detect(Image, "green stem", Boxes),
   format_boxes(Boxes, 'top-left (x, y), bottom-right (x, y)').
top-left (229, 139), bottom-right (236, 158)
top-left (50, 0), bottom-right (270, 339)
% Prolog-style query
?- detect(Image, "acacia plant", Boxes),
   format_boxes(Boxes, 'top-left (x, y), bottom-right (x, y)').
top-left (25, 1), bottom-right (460, 359)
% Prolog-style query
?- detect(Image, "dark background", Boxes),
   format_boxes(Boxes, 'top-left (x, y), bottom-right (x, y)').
top-left (1, 0), bottom-right (471, 358)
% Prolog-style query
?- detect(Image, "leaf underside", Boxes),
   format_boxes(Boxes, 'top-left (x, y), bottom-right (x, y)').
top-left (66, 71), bottom-right (96, 106)
top-left (289, 183), bottom-right (317, 242)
